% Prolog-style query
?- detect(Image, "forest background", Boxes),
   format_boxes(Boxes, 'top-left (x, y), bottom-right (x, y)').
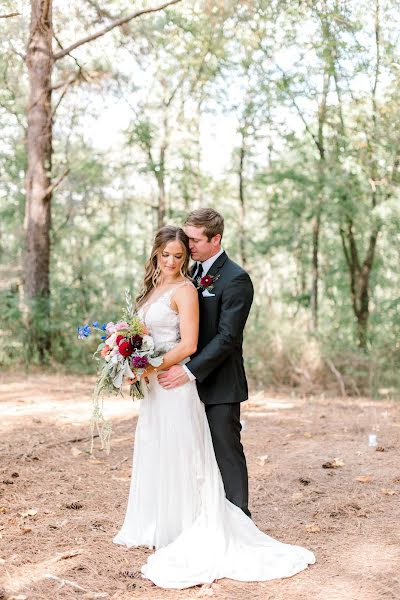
top-left (1, 0), bottom-right (400, 398)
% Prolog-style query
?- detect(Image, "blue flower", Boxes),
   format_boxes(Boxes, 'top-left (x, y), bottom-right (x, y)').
top-left (92, 321), bottom-right (99, 328)
top-left (101, 323), bottom-right (107, 331)
top-left (101, 335), bottom-right (107, 341)
top-left (77, 324), bottom-right (91, 339)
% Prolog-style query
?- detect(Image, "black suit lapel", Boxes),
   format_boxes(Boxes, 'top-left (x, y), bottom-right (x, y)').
top-left (206, 251), bottom-right (228, 278)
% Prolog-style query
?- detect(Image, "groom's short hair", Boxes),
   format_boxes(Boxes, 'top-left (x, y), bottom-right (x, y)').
top-left (184, 208), bottom-right (224, 241)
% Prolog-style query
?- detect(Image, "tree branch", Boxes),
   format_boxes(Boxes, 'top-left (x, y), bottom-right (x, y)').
top-left (363, 227), bottom-right (379, 273)
top-left (275, 63), bottom-right (324, 158)
top-left (339, 227), bottom-right (351, 269)
top-left (53, 0), bottom-right (182, 61)
top-left (0, 12), bottom-right (20, 19)
top-left (40, 169), bottom-right (70, 202)
top-left (347, 221), bottom-right (361, 273)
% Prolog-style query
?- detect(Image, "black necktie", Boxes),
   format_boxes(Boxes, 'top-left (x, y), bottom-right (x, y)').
top-left (195, 263), bottom-right (203, 281)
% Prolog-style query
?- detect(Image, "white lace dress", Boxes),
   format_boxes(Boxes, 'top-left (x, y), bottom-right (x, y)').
top-left (113, 286), bottom-right (315, 589)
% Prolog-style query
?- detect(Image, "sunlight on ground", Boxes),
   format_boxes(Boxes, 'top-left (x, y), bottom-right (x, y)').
top-left (0, 385), bottom-right (294, 428)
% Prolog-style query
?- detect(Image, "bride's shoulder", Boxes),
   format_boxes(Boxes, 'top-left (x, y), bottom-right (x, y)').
top-left (178, 279), bottom-right (196, 292)
top-left (183, 278), bottom-right (196, 289)
top-left (172, 279), bottom-right (197, 301)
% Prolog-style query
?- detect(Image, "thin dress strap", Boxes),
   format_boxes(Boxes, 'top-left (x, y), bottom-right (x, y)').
top-left (168, 280), bottom-right (195, 308)
top-left (140, 281), bottom-right (193, 318)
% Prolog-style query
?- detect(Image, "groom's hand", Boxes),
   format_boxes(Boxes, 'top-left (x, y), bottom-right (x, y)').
top-left (157, 365), bottom-right (189, 389)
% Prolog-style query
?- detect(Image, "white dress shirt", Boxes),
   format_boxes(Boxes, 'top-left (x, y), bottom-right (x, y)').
top-left (193, 247), bottom-right (225, 278)
top-left (183, 248), bottom-right (224, 381)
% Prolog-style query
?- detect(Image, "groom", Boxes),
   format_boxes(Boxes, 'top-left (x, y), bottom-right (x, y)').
top-left (158, 208), bottom-right (254, 518)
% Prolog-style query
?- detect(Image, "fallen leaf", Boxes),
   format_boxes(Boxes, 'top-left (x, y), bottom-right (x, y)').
top-left (306, 523), bottom-right (321, 533)
top-left (376, 446), bottom-right (385, 452)
top-left (381, 488), bottom-right (396, 496)
top-left (256, 454), bottom-right (269, 466)
top-left (356, 475), bottom-right (373, 483)
top-left (0, 508), bottom-right (9, 514)
top-left (322, 458), bottom-right (345, 469)
top-left (21, 527), bottom-right (32, 534)
top-left (303, 432), bottom-right (312, 438)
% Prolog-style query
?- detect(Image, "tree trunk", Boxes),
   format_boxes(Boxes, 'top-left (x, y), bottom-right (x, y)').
top-left (310, 208), bottom-right (320, 330)
top-left (340, 222), bottom-right (379, 349)
top-left (238, 132), bottom-right (247, 267)
top-left (24, 0), bottom-right (53, 361)
top-left (157, 174), bottom-right (166, 229)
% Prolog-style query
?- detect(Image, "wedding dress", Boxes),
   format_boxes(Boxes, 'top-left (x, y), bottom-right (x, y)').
top-left (113, 284), bottom-right (315, 588)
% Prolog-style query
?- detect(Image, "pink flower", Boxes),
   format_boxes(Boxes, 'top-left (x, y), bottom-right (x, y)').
top-left (100, 345), bottom-right (110, 358)
top-left (105, 322), bottom-right (117, 334)
top-left (115, 321), bottom-right (130, 331)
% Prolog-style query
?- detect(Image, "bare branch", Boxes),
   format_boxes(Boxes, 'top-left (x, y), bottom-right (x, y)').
top-left (274, 63), bottom-right (324, 158)
top-left (0, 12), bottom-right (20, 19)
top-left (84, 0), bottom-right (119, 22)
top-left (325, 357), bottom-right (346, 397)
top-left (40, 169), bottom-right (70, 202)
top-left (347, 221), bottom-right (361, 273)
top-left (363, 227), bottom-right (380, 273)
top-left (51, 71), bottom-right (85, 92)
top-left (53, 0), bottom-right (182, 61)
top-left (339, 227), bottom-right (351, 269)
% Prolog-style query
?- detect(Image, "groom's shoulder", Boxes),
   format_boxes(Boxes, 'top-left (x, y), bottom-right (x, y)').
top-left (223, 255), bottom-right (252, 284)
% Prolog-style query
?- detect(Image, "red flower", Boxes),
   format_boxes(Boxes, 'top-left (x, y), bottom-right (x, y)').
top-left (116, 335), bottom-right (125, 345)
top-left (118, 340), bottom-right (133, 357)
top-left (200, 275), bottom-right (214, 287)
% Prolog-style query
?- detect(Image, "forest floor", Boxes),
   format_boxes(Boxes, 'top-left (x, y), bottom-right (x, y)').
top-left (0, 373), bottom-right (399, 600)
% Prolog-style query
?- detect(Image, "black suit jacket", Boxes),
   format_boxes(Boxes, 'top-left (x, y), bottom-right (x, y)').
top-left (187, 251), bottom-right (253, 405)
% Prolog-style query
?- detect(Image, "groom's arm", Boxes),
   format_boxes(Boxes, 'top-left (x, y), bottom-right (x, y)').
top-left (186, 272), bottom-right (253, 383)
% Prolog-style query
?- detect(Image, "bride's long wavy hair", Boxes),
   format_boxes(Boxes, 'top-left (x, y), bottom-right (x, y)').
top-left (135, 226), bottom-right (191, 309)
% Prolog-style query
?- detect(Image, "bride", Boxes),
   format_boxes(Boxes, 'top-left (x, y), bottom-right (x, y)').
top-left (113, 225), bottom-right (315, 589)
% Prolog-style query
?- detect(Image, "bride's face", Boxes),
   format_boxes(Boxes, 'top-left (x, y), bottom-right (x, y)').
top-left (158, 240), bottom-right (186, 279)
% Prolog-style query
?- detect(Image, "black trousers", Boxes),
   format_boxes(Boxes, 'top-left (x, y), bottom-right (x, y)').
top-left (205, 402), bottom-right (251, 518)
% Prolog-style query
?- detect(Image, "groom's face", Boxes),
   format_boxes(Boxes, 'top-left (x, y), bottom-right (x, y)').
top-left (184, 225), bottom-right (221, 262)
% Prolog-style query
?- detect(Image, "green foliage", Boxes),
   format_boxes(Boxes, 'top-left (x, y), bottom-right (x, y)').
top-left (0, 0), bottom-right (400, 394)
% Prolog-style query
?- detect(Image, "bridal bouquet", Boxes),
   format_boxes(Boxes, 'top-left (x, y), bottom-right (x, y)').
top-left (77, 290), bottom-right (163, 453)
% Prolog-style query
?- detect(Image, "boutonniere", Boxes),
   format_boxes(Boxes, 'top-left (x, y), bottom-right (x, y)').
top-left (195, 273), bottom-right (220, 292)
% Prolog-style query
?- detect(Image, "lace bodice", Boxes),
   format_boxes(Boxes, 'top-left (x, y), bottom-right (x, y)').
top-left (138, 284), bottom-right (188, 353)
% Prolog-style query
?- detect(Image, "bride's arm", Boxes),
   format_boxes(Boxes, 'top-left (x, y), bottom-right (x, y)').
top-left (145, 283), bottom-right (199, 374)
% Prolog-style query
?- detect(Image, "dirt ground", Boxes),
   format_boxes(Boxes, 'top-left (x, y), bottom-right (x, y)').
top-left (0, 373), bottom-right (399, 600)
